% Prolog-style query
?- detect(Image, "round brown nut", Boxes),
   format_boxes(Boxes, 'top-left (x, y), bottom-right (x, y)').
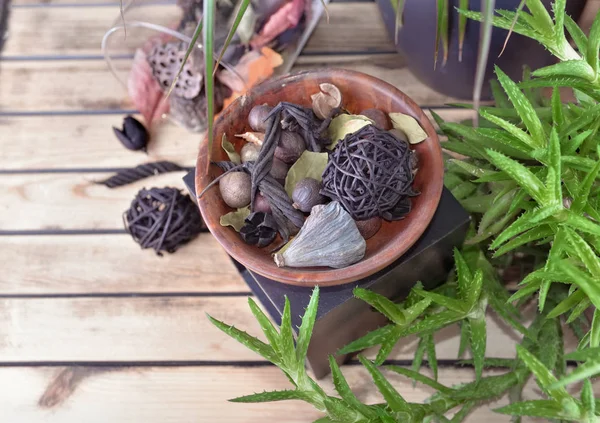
top-left (219, 171), bottom-right (251, 209)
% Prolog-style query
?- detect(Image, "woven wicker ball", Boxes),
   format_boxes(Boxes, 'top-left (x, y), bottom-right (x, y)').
top-left (124, 187), bottom-right (205, 255)
top-left (321, 125), bottom-right (418, 221)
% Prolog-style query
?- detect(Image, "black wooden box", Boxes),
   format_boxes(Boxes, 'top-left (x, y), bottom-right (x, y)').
top-left (183, 170), bottom-right (470, 378)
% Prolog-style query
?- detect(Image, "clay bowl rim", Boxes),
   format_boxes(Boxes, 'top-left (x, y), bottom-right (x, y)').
top-left (196, 68), bottom-right (444, 287)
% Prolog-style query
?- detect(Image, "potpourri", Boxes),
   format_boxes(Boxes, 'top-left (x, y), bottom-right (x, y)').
top-left (199, 83), bottom-right (427, 270)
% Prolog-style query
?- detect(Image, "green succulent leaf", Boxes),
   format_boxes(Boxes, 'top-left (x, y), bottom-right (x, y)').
top-left (515, 345), bottom-right (571, 403)
top-left (353, 288), bottom-right (405, 325)
top-left (338, 324), bottom-right (395, 355)
top-left (494, 399), bottom-right (580, 420)
top-left (296, 287), bottom-right (319, 363)
top-left (581, 379), bottom-right (595, 417)
top-left (485, 150), bottom-right (545, 203)
top-left (413, 289), bottom-right (467, 314)
top-left (358, 355), bottom-right (410, 413)
top-left (469, 316), bottom-right (487, 382)
top-left (565, 15), bottom-right (588, 55)
top-left (247, 298), bottom-right (281, 356)
top-left (387, 365), bottom-right (453, 394)
top-left (424, 333), bottom-right (438, 381)
top-left (229, 389), bottom-right (318, 404)
top-left (328, 356), bottom-right (375, 418)
top-left (565, 346), bottom-right (600, 362)
top-left (532, 60), bottom-right (596, 81)
top-left (591, 308), bottom-right (600, 348)
top-left (551, 355), bottom-right (600, 388)
top-left (586, 8), bottom-right (600, 74)
top-left (207, 314), bottom-right (278, 363)
top-left (547, 289), bottom-right (586, 319)
top-left (495, 66), bottom-right (545, 147)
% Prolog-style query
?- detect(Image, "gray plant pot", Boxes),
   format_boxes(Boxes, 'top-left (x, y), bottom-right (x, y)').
top-left (377, 0), bottom-right (588, 100)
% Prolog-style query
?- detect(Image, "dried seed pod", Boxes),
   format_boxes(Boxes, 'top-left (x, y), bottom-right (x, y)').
top-left (275, 131), bottom-right (306, 164)
top-left (354, 217), bottom-right (382, 240)
top-left (248, 104), bottom-right (273, 132)
top-left (241, 143), bottom-right (260, 163)
top-left (113, 116), bottom-right (149, 151)
top-left (274, 201), bottom-right (366, 269)
top-left (219, 171), bottom-right (251, 209)
top-left (235, 132), bottom-right (265, 145)
top-left (240, 212), bottom-right (278, 247)
top-left (360, 108), bottom-right (390, 130)
top-left (254, 193), bottom-right (272, 214)
top-left (292, 178), bottom-right (326, 213)
top-left (269, 157), bottom-right (289, 181)
top-left (311, 83), bottom-right (342, 120)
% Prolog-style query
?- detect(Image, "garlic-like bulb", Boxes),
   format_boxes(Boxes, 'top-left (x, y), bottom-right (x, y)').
top-left (274, 201), bottom-right (366, 269)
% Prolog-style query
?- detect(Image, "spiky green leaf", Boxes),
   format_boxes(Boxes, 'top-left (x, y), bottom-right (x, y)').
top-left (486, 150), bottom-right (545, 203)
top-left (386, 366), bottom-right (453, 394)
top-left (230, 389), bottom-right (318, 403)
top-left (551, 355), bottom-right (600, 388)
top-left (469, 316), bottom-right (487, 382)
top-left (358, 355), bottom-right (409, 413)
top-left (353, 288), bottom-right (405, 325)
top-left (296, 287), bottom-right (319, 363)
top-left (338, 324), bottom-right (395, 355)
top-left (494, 400), bottom-right (580, 420)
top-left (532, 60), bottom-right (596, 81)
top-left (515, 345), bottom-right (571, 403)
top-left (328, 356), bottom-right (375, 418)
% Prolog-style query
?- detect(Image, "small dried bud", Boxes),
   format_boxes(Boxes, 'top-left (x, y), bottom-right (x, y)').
top-left (113, 116), bottom-right (149, 151)
top-left (311, 83), bottom-right (342, 119)
top-left (240, 212), bottom-right (278, 247)
top-left (241, 143), bottom-right (260, 163)
top-left (235, 132), bottom-right (265, 145)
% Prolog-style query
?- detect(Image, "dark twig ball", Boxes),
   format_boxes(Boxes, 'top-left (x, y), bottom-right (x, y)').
top-left (124, 187), bottom-right (205, 255)
top-left (321, 125), bottom-right (419, 221)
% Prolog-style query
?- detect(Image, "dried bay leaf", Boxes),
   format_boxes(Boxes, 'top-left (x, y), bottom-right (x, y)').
top-left (389, 112), bottom-right (428, 144)
top-left (220, 206), bottom-right (250, 232)
top-left (327, 114), bottom-right (373, 149)
top-left (221, 134), bottom-right (241, 164)
top-left (284, 151), bottom-right (329, 197)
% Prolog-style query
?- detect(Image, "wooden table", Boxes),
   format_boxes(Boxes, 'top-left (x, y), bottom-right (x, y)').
top-left (0, 1), bottom-right (594, 421)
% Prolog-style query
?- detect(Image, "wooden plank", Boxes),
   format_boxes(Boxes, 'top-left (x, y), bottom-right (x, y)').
top-left (0, 295), bottom-right (541, 361)
top-left (3, 3), bottom-right (394, 57)
top-left (0, 171), bottom-right (196, 230)
top-left (0, 366), bottom-right (518, 422)
top-left (0, 107), bottom-right (469, 170)
top-left (0, 235), bottom-right (245, 294)
top-left (0, 56), bottom-right (459, 112)
top-left (0, 115), bottom-right (199, 170)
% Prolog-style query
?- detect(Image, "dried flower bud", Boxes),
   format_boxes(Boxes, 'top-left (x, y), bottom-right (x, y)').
top-left (311, 83), bottom-right (342, 120)
top-left (240, 212), bottom-right (278, 247)
top-left (113, 116), bottom-right (149, 151)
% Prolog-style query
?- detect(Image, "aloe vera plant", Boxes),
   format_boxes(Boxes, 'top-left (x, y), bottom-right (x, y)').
top-left (204, 0), bottom-right (600, 421)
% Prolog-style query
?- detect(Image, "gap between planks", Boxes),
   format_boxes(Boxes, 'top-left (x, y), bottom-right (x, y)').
top-left (0, 108), bottom-right (470, 171)
top-left (0, 55), bottom-right (464, 113)
top-left (0, 365), bottom-right (528, 423)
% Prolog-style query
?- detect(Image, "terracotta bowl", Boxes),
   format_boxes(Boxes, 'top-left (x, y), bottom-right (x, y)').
top-left (196, 69), bottom-right (444, 287)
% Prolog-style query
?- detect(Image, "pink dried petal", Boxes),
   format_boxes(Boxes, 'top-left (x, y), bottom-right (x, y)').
top-left (250, 0), bottom-right (304, 49)
top-left (128, 49), bottom-right (169, 127)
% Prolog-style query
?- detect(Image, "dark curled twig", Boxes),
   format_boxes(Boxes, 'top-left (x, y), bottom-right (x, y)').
top-left (250, 110), bottom-right (282, 209)
top-left (124, 187), bottom-right (205, 255)
top-left (270, 102), bottom-right (335, 152)
top-left (94, 161), bottom-right (186, 188)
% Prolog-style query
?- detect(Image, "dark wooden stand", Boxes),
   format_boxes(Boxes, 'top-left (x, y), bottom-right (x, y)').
top-left (184, 170), bottom-right (470, 378)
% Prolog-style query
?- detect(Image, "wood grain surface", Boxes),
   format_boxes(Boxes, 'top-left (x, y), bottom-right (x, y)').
top-left (0, 235), bottom-right (244, 293)
top-left (2, 0), bottom-right (593, 421)
top-left (0, 366), bottom-right (529, 423)
top-left (4, 3), bottom-right (393, 57)
top-left (0, 295), bottom-right (550, 361)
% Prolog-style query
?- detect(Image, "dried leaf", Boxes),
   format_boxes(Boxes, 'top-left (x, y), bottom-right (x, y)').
top-left (235, 132), bottom-right (265, 145)
top-left (222, 134), bottom-right (241, 164)
top-left (311, 83), bottom-right (342, 120)
top-left (220, 206), bottom-right (251, 232)
top-left (389, 113), bottom-right (428, 144)
top-left (327, 114), bottom-right (373, 149)
top-left (284, 151), bottom-right (329, 197)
